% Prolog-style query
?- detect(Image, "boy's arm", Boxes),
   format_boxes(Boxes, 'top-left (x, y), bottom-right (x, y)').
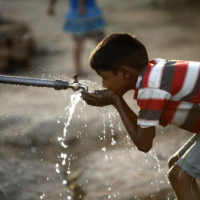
top-left (114, 95), bottom-right (155, 152)
top-left (81, 90), bottom-right (155, 153)
top-left (47, 0), bottom-right (58, 15)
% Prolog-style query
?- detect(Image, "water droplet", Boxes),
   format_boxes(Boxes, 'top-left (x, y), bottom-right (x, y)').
top-left (102, 147), bottom-right (106, 152)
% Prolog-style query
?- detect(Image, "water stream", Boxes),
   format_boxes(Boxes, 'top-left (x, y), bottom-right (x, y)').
top-left (57, 93), bottom-right (82, 148)
top-left (50, 82), bottom-right (171, 200)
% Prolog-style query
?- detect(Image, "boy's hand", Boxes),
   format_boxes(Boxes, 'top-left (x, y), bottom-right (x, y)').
top-left (81, 90), bottom-right (117, 107)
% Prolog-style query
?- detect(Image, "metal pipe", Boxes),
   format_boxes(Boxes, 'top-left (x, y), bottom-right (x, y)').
top-left (0, 74), bottom-right (88, 91)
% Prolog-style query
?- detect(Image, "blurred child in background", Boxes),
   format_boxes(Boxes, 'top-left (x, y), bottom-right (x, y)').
top-left (48, 0), bottom-right (106, 76)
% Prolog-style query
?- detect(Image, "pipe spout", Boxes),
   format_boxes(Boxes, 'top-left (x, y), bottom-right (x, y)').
top-left (79, 84), bottom-right (88, 91)
top-left (0, 74), bottom-right (88, 92)
top-left (66, 74), bottom-right (88, 92)
top-left (67, 82), bottom-right (88, 92)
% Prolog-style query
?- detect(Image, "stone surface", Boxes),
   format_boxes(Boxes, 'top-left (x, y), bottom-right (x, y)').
top-left (0, 158), bottom-right (73, 200)
top-left (0, 115), bottom-right (61, 147)
top-left (75, 142), bottom-right (176, 200)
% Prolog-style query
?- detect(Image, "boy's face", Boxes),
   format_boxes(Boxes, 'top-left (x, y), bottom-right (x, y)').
top-left (96, 69), bottom-right (129, 97)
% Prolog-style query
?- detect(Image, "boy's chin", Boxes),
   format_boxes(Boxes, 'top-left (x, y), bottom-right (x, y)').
top-left (118, 89), bottom-right (131, 97)
top-left (115, 90), bottom-right (124, 97)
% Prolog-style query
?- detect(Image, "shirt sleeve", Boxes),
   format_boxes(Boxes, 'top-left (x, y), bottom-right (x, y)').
top-left (137, 88), bottom-right (171, 128)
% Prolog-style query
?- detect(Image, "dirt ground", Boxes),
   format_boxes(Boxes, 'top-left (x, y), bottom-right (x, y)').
top-left (0, 0), bottom-right (200, 199)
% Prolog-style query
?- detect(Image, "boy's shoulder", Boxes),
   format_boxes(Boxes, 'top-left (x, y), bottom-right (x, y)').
top-left (134, 58), bottom-right (200, 100)
top-left (152, 58), bottom-right (200, 67)
top-left (139, 58), bottom-right (200, 89)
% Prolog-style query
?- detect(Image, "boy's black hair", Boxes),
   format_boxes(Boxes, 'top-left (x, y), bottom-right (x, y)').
top-left (89, 33), bottom-right (149, 75)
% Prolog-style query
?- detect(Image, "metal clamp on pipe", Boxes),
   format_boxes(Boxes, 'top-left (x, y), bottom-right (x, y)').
top-left (54, 80), bottom-right (69, 90)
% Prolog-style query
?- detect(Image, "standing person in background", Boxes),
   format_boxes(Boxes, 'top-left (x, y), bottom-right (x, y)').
top-left (47, 0), bottom-right (106, 76)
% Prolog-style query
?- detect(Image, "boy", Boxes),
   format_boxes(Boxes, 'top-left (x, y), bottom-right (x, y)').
top-left (81, 33), bottom-right (200, 200)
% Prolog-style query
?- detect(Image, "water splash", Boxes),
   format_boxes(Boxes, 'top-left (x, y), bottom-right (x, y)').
top-left (57, 93), bottom-right (81, 148)
top-left (148, 150), bottom-right (165, 174)
top-left (54, 80), bottom-right (169, 199)
top-left (101, 107), bottom-right (107, 140)
top-left (54, 93), bottom-right (82, 199)
top-left (63, 94), bottom-right (82, 137)
top-left (55, 163), bottom-right (60, 173)
top-left (40, 193), bottom-right (45, 199)
top-left (147, 149), bottom-right (170, 197)
top-left (106, 107), bottom-right (117, 146)
top-left (61, 153), bottom-right (67, 165)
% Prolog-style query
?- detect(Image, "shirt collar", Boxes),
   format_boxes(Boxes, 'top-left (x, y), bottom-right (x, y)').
top-left (133, 61), bottom-right (155, 100)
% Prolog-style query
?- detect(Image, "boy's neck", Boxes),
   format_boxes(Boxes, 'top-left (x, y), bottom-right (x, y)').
top-left (130, 69), bottom-right (140, 90)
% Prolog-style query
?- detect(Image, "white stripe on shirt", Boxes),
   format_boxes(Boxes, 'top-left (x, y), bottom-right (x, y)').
top-left (136, 76), bottom-right (142, 89)
top-left (138, 88), bottom-right (171, 100)
top-left (172, 62), bottom-right (200, 101)
top-left (148, 61), bottom-right (166, 88)
top-left (138, 119), bottom-right (159, 127)
top-left (171, 102), bottom-right (193, 127)
top-left (154, 58), bottom-right (168, 65)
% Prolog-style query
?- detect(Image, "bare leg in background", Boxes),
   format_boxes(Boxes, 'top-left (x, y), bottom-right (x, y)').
top-left (74, 39), bottom-right (84, 74)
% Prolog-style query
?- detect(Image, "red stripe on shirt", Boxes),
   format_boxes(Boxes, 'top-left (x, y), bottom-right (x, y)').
top-left (188, 66), bottom-right (200, 104)
top-left (189, 93), bottom-right (200, 104)
top-left (134, 62), bottom-right (154, 99)
top-left (169, 61), bottom-right (188, 95)
top-left (160, 101), bottom-right (180, 124)
top-left (188, 89), bottom-right (200, 104)
top-left (134, 88), bottom-right (138, 100)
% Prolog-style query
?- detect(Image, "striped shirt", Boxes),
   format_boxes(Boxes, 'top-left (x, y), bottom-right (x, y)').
top-left (134, 58), bottom-right (200, 133)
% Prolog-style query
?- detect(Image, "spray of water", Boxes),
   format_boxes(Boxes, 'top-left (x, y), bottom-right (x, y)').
top-left (52, 79), bottom-right (170, 199)
top-left (53, 93), bottom-right (82, 199)
top-left (57, 93), bottom-right (82, 148)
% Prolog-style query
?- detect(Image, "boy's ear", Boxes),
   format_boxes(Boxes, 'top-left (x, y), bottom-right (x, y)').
top-left (118, 66), bottom-right (131, 79)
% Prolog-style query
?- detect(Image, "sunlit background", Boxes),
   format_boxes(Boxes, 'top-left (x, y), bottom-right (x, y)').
top-left (0, 0), bottom-right (200, 199)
